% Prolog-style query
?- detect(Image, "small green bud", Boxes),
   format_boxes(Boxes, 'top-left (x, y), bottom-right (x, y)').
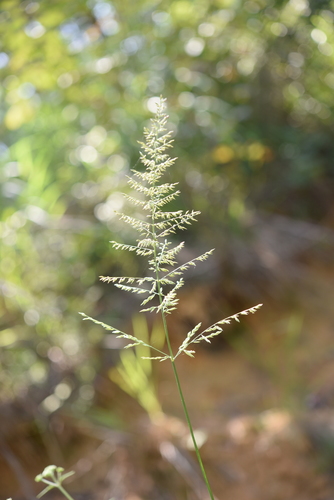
top-left (43, 465), bottom-right (57, 476)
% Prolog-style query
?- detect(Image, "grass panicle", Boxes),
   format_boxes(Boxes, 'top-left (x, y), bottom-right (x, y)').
top-left (81, 97), bottom-right (261, 363)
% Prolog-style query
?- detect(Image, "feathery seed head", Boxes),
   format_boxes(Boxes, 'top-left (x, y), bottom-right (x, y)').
top-left (82, 96), bottom-right (262, 360)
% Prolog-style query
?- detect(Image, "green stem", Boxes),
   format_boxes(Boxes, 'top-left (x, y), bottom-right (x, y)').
top-left (172, 359), bottom-right (215, 500)
top-left (151, 235), bottom-right (214, 499)
top-left (161, 310), bottom-right (215, 500)
top-left (57, 484), bottom-right (75, 500)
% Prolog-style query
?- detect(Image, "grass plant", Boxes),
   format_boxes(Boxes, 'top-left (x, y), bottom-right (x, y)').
top-left (35, 97), bottom-right (261, 500)
top-left (79, 97), bottom-right (262, 499)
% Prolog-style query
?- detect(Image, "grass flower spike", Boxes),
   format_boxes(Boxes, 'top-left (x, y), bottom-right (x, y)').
top-left (80, 97), bottom-right (262, 499)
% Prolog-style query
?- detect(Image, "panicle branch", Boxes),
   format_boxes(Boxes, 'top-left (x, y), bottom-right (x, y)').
top-left (79, 313), bottom-right (169, 358)
top-left (175, 303), bottom-right (263, 359)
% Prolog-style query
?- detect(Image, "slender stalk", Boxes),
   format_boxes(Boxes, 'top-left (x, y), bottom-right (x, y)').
top-left (57, 485), bottom-right (75, 500)
top-left (171, 360), bottom-right (215, 500)
top-left (164, 314), bottom-right (215, 500)
top-left (152, 202), bottom-right (215, 500)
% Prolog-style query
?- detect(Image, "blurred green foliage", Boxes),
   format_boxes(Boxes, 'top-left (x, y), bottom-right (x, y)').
top-left (0, 0), bottom-right (334, 410)
top-left (109, 315), bottom-right (164, 418)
